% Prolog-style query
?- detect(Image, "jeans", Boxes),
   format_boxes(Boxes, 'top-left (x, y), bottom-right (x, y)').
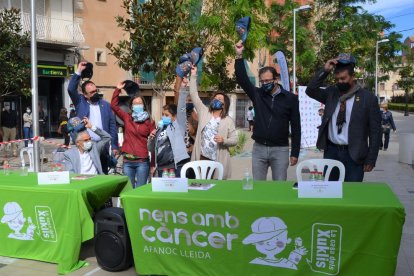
top-left (123, 160), bottom-right (150, 188)
top-left (324, 142), bottom-right (364, 182)
top-left (252, 142), bottom-right (289, 181)
top-left (380, 130), bottom-right (390, 149)
top-left (23, 127), bottom-right (33, 147)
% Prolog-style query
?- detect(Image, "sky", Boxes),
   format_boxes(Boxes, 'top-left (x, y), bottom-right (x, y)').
top-left (359, 0), bottom-right (414, 41)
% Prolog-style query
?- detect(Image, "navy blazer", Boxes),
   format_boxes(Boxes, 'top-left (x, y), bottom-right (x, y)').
top-left (306, 69), bottom-right (382, 166)
top-left (67, 74), bottom-right (118, 150)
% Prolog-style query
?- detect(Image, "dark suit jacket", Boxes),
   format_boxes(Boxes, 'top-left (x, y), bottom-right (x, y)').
top-left (306, 69), bottom-right (381, 166)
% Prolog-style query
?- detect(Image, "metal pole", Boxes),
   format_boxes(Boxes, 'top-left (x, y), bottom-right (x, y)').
top-left (375, 41), bottom-right (379, 104)
top-left (293, 9), bottom-right (297, 94)
top-left (30, 0), bottom-right (40, 172)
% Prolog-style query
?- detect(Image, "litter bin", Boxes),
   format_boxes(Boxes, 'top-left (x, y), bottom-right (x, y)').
top-left (398, 133), bottom-right (414, 164)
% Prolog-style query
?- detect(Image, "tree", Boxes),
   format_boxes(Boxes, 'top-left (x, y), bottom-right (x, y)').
top-left (397, 51), bottom-right (414, 116)
top-left (196, 0), bottom-right (269, 92)
top-left (106, 0), bottom-right (202, 95)
top-left (107, 0), bottom-right (269, 95)
top-left (268, 0), bottom-right (404, 89)
top-left (0, 8), bottom-right (30, 98)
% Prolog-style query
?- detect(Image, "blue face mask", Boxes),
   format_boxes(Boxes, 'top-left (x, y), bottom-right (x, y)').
top-left (162, 116), bottom-right (172, 126)
top-left (132, 104), bottom-right (144, 114)
top-left (210, 99), bottom-right (223, 110)
top-left (262, 82), bottom-right (275, 93)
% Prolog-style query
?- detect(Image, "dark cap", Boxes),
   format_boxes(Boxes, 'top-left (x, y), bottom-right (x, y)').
top-left (123, 80), bottom-right (140, 97)
top-left (337, 53), bottom-right (356, 65)
top-left (81, 62), bottom-right (93, 80)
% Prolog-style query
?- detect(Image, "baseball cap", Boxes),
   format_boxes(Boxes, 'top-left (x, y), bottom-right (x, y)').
top-left (242, 217), bottom-right (288, 244)
top-left (337, 53), bottom-right (356, 65)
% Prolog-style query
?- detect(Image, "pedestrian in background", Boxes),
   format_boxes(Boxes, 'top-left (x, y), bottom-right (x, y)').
top-left (1, 105), bottom-right (18, 156)
top-left (246, 106), bottom-right (255, 132)
top-left (380, 103), bottom-right (396, 151)
top-left (58, 108), bottom-right (70, 147)
top-left (23, 107), bottom-right (33, 147)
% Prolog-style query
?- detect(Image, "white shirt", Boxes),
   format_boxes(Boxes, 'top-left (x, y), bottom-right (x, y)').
top-left (87, 103), bottom-right (103, 141)
top-left (328, 96), bottom-right (355, 145)
top-left (79, 150), bottom-right (98, 175)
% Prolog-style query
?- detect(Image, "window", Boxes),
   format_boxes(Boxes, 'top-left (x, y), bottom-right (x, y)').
top-left (411, 42), bottom-right (414, 49)
top-left (392, 83), bottom-right (399, 90)
top-left (379, 83), bottom-right (385, 91)
top-left (94, 48), bottom-right (106, 64)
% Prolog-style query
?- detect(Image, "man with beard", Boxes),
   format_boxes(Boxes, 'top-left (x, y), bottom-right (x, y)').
top-left (306, 53), bottom-right (381, 181)
top-left (68, 62), bottom-right (118, 174)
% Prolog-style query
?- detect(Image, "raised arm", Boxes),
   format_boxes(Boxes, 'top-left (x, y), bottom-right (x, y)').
top-left (306, 58), bottom-right (339, 104)
top-left (234, 41), bottom-right (257, 100)
top-left (189, 67), bottom-right (208, 115)
top-left (176, 79), bottom-right (189, 135)
top-left (68, 62), bottom-right (88, 106)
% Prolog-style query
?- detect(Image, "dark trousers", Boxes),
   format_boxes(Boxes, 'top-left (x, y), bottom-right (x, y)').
top-left (324, 142), bottom-right (364, 182)
top-left (380, 131), bottom-right (390, 149)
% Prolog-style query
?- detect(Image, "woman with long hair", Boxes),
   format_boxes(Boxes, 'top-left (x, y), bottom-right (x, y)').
top-left (111, 82), bottom-right (155, 188)
top-left (189, 66), bottom-right (237, 179)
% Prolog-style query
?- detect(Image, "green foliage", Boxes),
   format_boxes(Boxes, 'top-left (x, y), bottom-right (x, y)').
top-left (229, 131), bottom-right (247, 157)
top-left (388, 103), bottom-right (414, 112)
top-left (106, 0), bottom-right (201, 93)
top-left (107, 0), bottom-right (268, 94)
top-left (268, 0), bottom-right (404, 89)
top-left (0, 8), bottom-right (30, 98)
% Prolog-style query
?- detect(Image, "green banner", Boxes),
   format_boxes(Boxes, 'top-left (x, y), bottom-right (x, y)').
top-left (0, 173), bottom-right (129, 274)
top-left (121, 181), bottom-right (405, 276)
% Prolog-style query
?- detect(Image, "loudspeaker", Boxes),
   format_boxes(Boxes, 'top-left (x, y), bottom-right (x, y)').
top-left (94, 207), bottom-right (133, 271)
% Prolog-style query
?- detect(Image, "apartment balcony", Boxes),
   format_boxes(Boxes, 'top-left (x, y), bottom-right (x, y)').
top-left (21, 12), bottom-right (84, 46)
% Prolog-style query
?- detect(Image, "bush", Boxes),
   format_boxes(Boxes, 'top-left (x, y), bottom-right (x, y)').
top-left (390, 94), bottom-right (414, 103)
top-left (387, 103), bottom-right (414, 112)
top-left (229, 131), bottom-right (247, 157)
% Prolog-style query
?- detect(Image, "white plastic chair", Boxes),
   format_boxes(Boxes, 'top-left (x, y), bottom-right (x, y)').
top-left (20, 146), bottom-right (46, 172)
top-left (180, 160), bottom-right (224, 180)
top-left (296, 159), bottom-right (345, 182)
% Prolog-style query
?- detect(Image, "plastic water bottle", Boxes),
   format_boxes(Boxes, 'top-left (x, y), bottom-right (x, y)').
top-left (168, 169), bottom-right (176, 178)
top-left (309, 171), bottom-right (317, 181)
top-left (162, 168), bottom-right (169, 178)
top-left (317, 172), bottom-right (324, 181)
top-left (243, 168), bottom-right (253, 190)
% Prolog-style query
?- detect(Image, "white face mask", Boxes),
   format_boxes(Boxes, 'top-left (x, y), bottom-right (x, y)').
top-left (26, 109), bottom-right (31, 113)
top-left (83, 141), bottom-right (92, 151)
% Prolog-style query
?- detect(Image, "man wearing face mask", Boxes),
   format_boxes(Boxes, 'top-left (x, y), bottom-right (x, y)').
top-left (306, 54), bottom-right (381, 181)
top-left (234, 41), bottom-right (301, 181)
top-left (23, 107), bottom-right (33, 147)
top-left (68, 62), bottom-right (118, 174)
top-left (63, 117), bottom-right (111, 174)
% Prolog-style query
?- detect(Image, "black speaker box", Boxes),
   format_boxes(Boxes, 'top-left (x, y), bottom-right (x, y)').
top-left (94, 207), bottom-right (133, 271)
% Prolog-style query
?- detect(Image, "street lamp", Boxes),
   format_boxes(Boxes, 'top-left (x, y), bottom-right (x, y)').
top-left (375, 38), bottom-right (389, 103)
top-left (293, 4), bottom-right (311, 94)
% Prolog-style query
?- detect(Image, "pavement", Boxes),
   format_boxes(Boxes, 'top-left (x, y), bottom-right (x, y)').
top-left (0, 111), bottom-right (413, 275)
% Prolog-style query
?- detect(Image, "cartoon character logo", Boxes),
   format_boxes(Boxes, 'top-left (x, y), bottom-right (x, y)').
top-left (243, 217), bottom-right (307, 270)
top-left (1, 202), bottom-right (36, 240)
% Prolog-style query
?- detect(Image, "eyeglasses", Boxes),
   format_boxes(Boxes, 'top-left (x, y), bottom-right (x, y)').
top-left (259, 79), bottom-right (275, 85)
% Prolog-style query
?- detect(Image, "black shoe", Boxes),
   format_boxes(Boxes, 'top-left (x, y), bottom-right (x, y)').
top-left (379, 147), bottom-right (383, 150)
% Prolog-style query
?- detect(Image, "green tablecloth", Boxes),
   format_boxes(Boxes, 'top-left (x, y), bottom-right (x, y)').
top-left (121, 181), bottom-right (405, 276)
top-left (0, 172), bottom-right (129, 274)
